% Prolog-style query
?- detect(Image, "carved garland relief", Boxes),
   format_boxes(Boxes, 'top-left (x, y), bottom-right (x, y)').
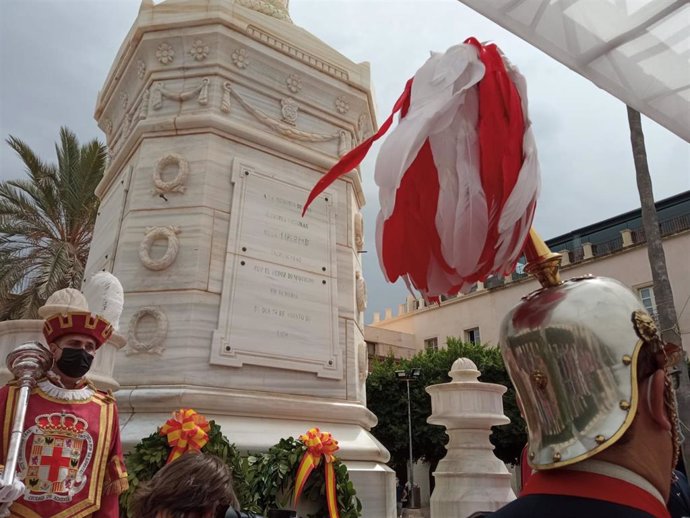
top-left (126, 307), bottom-right (168, 355)
top-left (151, 78), bottom-right (209, 111)
top-left (354, 212), bottom-right (364, 251)
top-left (221, 82), bottom-right (232, 113)
top-left (139, 226), bottom-right (181, 271)
top-left (221, 81), bottom-right (354, 154)
top-left (138, 89), bottom-right (150, 121)
top-left (152, 154), bottom-right (189, 195)
top-left (356, 113), bottom-right (371, 143)
top-left (358, 341), bottom-right (369, 381)
top-left (356, 270), bottom-right (367, 313)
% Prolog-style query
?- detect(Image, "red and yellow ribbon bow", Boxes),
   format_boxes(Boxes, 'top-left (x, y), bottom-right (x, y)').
top-left (293, 427), bottom-right (340, 518)
top-left (159, 408), bottom-right (210, 463)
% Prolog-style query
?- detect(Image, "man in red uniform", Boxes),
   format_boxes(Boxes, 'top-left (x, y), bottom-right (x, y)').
top-left (490, 275), bottom-right (681, 518)
top-left (0, 297), bottom-right (128, 517)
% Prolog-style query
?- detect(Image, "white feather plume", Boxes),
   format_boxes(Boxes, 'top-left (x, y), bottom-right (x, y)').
top-left (83, 272), bottom-right (124, 331)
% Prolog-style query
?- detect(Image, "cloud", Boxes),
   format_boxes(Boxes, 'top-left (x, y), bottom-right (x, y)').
top-left (2, 0), bottom-right (688, 324)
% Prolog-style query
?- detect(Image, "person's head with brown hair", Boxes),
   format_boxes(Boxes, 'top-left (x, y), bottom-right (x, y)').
top-left (131, 451), bottom-right (240, 518)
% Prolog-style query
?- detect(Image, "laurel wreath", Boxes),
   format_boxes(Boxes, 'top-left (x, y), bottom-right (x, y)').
top-left (118, 420), bottom-right (250, 518)
top-left (119, 426), bottom-right (362, 518)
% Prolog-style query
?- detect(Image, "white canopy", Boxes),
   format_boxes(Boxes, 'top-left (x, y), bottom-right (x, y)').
top-left (457, 0), bottom-right (690, 142)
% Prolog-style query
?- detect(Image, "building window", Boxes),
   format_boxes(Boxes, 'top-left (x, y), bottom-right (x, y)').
top-left (366, 342), bottom-right (376, 358)
top-left (424, 337), bottom-right (438, 351)
top-left (464, 327), bottom-right (480, 345)
top-left (637, 286), bottom-right (657, 318)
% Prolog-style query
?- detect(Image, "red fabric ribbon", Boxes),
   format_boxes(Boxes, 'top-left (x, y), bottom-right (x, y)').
top-left (293, 428), bottom-right (340, 518)
top-left (302, 78), bottom-right (413, 216)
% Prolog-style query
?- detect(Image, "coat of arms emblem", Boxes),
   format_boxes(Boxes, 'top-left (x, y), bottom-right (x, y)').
top-left (18, 412), bottom-right (93, 502)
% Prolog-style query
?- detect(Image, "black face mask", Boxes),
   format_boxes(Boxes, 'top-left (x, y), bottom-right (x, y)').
top-left (56, 348), bottom-right (94, 378)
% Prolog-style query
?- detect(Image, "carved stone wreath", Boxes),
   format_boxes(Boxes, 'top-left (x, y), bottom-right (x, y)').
top-left (138, 226), bottom-right (181, 271)
top-left (126, 307), bottom-right (168, 355)
top-left (153, 153), bottom-right (189, 195)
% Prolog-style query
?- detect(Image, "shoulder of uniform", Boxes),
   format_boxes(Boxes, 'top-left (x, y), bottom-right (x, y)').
top-left (92, 387), bottom-right (116, 404)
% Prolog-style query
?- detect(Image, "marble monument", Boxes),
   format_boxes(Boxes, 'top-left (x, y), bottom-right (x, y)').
top-left (87, 0), bottom-right (393, 515)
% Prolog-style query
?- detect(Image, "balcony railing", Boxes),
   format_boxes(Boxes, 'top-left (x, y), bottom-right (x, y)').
top-left (563, 213), bottom-right (690, 268)
top-left (592, 236), bottom-right (623, 256)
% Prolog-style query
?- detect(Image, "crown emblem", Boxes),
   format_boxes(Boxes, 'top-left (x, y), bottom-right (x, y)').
top-left (35, 412), bottom-right (88, 437)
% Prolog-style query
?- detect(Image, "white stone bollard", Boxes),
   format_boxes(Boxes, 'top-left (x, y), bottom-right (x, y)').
top-left (426, 358), bottom-right (515, 518)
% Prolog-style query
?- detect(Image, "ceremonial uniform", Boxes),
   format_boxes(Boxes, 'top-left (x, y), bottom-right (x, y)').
top-left (0, 378), bottom-right (127, 518)
top-left (491, 461), bottom-right (670, 518)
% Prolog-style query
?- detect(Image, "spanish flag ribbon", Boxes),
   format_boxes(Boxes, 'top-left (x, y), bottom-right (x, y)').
top-left (159, 408), bottom-right (210, 463)
top-left (293, 427), bottom-right (340, 518)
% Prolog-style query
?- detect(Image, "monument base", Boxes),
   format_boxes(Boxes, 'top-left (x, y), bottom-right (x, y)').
top-left (118, 386), bottom-right (396, 518)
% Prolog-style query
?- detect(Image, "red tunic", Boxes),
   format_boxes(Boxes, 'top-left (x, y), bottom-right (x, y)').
top-left (0, 379), bottom-right (128, 518)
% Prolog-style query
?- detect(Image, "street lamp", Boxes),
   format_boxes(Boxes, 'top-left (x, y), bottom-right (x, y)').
top-left (395, 368), bottom-right (421, 509)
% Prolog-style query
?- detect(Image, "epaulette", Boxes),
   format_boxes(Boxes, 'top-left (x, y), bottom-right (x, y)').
top-left (93, 388), bottom-right (116, 404)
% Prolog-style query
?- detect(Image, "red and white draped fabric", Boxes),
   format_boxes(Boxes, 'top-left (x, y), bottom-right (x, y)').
top-left (304, 38), bottom-right (540, 301)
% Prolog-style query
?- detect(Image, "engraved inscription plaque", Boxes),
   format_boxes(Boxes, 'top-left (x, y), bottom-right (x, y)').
top-left (211, 161), bottom-right (341, 378)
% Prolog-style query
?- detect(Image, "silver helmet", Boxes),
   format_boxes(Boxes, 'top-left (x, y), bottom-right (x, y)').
top-left (499, 275), bottom-right (667, 469)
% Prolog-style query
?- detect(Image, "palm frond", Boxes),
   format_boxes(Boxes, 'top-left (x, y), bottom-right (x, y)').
top-left (35, 242), bottom-right (73, 299)
top-left (6, 136), bottom-right (54, 184)
top-left (0, 128), bottom-right (104, 320)
top-left (0, 180), bottom-right (63, 238)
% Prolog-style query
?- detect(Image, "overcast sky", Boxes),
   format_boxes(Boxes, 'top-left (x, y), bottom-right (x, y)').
top-left (1, 0), bottom-right (689, 323)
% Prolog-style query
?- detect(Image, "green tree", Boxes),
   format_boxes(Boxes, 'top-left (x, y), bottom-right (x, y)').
top-left (0, 127), bottom-right (106, 319)
top-left (366, 339), bottom-right (526, 486)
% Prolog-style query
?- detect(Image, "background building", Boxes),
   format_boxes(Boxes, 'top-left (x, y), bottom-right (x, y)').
top-left (366, 190), bottom-right (690, 359)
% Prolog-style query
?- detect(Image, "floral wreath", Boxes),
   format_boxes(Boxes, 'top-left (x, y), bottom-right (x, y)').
top-left (245, 428), bottom-right (362, 518)
top-left (119, 412), bottom-right (362, 518)
top-left (119, 409), bottom-right (250, 517)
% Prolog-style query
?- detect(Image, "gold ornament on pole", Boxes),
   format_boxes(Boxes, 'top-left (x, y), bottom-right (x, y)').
top-left (0, 342), bottom-right (52, 516)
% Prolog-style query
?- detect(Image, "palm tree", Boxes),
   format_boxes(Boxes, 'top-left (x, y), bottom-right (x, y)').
top-left (627, 106), bottom-right (689, 472)
top-left (0, 127), bottom-right (106, 320)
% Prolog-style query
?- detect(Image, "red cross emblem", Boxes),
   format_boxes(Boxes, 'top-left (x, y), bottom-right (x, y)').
top-left (19, 412), bottom-right (93, 499)
top-left (39, 446), bottom-right (72, 481)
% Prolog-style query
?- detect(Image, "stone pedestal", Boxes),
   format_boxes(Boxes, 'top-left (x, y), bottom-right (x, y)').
top-left (89, 1), bottom-right (393, 515)
top-left (425, 358), bottom-right (515, 517)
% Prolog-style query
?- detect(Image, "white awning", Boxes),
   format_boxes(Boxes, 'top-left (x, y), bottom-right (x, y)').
top-left (457, 0), bottom-right (690, 142)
